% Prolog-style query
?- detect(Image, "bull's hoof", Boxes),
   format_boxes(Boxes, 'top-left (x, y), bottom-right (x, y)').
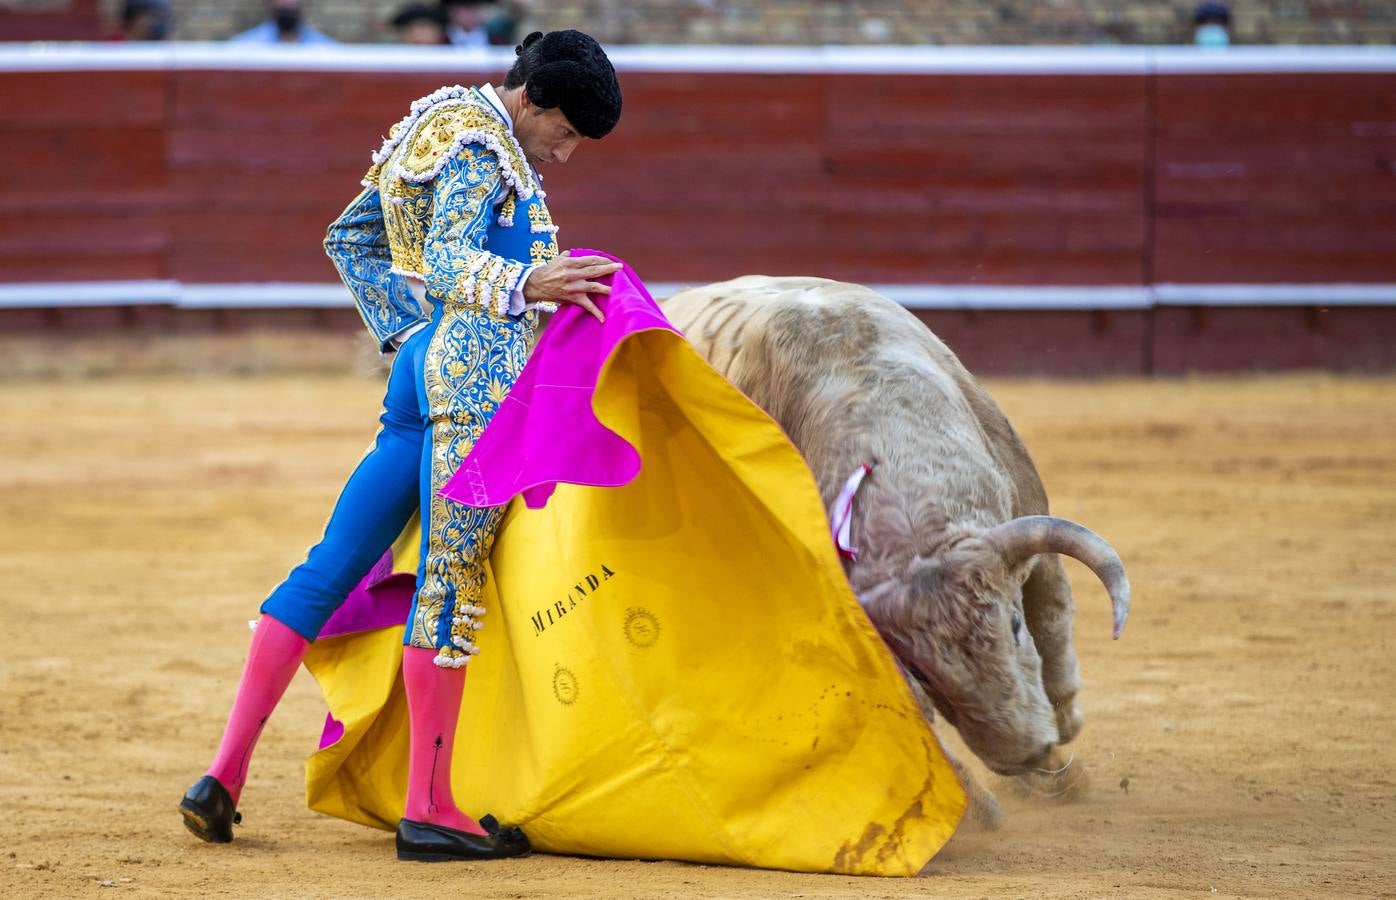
top-left (945, 753), bottom-right (1005, 831)
top-left (1053, 700), bottom-right (1084, 745)
top-left (965, 784), bottom-right (1005, 831)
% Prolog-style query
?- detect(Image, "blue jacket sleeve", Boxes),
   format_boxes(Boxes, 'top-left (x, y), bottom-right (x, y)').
top-left (324, 187), bottom-right (427, 351)
top-left (421, 144), bottom-right (532, 319)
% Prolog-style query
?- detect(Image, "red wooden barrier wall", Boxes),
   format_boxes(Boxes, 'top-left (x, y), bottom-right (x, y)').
top-left (5, 66), bottom-right (1393, 287)
top-left (1, 70), bottom-right (168, 282)
top-left (1152, 73), bottom-right (1396, 284)
top-left (2, 62), bottom-right (1394, 373)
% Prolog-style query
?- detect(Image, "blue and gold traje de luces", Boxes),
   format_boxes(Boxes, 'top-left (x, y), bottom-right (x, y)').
top-left (263, 85), bottom-right (559, 667)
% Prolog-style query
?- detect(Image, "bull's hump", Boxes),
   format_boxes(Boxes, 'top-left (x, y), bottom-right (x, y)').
top-left (736, 276), bottom-right (879, 310)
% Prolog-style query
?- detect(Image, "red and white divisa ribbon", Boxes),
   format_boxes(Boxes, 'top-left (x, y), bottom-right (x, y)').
top-left (831, 461), bottom-right (875, 562)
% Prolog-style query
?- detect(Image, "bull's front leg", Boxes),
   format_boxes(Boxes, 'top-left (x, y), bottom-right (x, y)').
top-left (904, 670), bottom-right (1004, 830)
top-left (1021, 555), bottom-right (1082, 745)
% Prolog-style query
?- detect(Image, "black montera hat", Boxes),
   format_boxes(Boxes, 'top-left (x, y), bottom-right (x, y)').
top-left (512, 30), bottom-right (622, 140)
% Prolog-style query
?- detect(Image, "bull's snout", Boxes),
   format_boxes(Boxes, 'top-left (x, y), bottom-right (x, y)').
top-left (982, 737), bottom-right (1059, 776)
top-left (984, 744), bottom-right (1053, 777)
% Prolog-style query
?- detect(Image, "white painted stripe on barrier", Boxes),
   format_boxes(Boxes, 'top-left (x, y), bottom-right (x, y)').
top-left (605, 45), bottom-right (1153, 75)
top-left (2, 43), bottom-right (1395, 75)
top-left (2, 42), bottom-right (171, 71)
top-left (869, 284), bottom-right (1153, 310)
top-left (1154, 283), bottom-right (1396, 306)
top-left (5, 281), bottom-right (1395, 311)
top-left (645, 283), bottom-right (1149, 308)
top-left (178, 43), bottom-right (512, 73)
top-left (1149, 46), bottom-right (1396, 74)
top-left (178, 283), bottom-right (352, 309)
top-left (0, 42), bottom-right (510, 72)
top-left (0, 280), bottom-right (178, 308)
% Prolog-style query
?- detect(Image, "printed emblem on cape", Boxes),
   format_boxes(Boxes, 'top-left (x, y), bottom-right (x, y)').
top-left (623, 608), bottom-right (661, 648)
top-left (552, 665), bottom-right (579, 706)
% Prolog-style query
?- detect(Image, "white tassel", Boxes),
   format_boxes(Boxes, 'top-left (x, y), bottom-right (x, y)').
top-left (433, 650), bottom-right (466, 669)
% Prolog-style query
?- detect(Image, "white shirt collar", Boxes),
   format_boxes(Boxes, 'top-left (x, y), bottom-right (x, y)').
top-left (479, 83), bottom-right (512, 128)
top-left (479, 83), bottom-right (542, 180)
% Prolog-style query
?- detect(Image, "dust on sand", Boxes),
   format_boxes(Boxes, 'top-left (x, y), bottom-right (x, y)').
top-left (1, 368), bottom-right (1393, 898)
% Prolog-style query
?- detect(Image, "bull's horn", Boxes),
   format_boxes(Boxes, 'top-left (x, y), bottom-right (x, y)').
top-left (984, 516), bottom-right (1131, 639)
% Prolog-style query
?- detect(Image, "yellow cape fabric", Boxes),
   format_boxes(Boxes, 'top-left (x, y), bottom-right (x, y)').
top-left (300, 327), bottom-right (965, 876)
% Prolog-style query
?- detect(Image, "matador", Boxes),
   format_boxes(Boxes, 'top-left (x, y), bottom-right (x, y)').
top-left (179, 29), bottom-right (624, 863)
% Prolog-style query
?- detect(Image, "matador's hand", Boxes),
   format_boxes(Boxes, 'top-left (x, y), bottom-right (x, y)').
top-left (523, 251), bottom-right (622, 323)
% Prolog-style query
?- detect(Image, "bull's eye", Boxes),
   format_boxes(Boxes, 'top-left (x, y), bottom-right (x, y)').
top-left (1010, 610), bottom-right (1023, 646)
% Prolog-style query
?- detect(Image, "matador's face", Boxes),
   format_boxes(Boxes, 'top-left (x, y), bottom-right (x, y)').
top-left (512, 97), bottom-right (585, 168)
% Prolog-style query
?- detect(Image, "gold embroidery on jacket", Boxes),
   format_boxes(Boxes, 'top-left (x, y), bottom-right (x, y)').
top-left (373, 93), bottom-right (536, 281)
top-left (530, 238), bottom-right (559, 266)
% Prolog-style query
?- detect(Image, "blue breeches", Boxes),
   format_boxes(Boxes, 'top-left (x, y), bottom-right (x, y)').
top-left (261, 303), bottom-right (535, 664)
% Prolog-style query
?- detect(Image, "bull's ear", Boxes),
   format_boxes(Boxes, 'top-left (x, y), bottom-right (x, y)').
top-left (906, 556), bottom-right (947, 596)
top-left (856, 578), bottom-right (906, 614)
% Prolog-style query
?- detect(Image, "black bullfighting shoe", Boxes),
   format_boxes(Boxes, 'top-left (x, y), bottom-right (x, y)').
top-left (179, 775), bottom-right (242, 843)
top-left (479, 814), bottom-right (532, 854)
top-left (396, 816), bottom-right (533, 862)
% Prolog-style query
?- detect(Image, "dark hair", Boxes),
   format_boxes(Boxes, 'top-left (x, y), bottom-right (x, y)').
top-left (1193, 2), bottom-right (1231, 25)
top-left (503, 30), bottom-right (622, 140)
top-left (389, 2), bottom-right (444, 28)
top-left (123, 0), bottom-right (167, 25)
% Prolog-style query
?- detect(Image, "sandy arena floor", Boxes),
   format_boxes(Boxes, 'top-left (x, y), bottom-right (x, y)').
top-left (1, 363), bottom-right (1393, 898)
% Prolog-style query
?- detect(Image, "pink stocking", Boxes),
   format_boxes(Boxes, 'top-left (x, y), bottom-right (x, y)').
top-left (205, 615), bottom-right (308, 807)
top-left (402, 645), bottom-right (485, 835)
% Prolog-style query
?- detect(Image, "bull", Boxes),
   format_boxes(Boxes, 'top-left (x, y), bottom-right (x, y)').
top-left (661, 276), bottom-right (1131, 824)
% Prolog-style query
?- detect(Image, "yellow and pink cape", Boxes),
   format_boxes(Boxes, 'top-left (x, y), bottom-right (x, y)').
top-left (301, 258), bottom-right (965, 875)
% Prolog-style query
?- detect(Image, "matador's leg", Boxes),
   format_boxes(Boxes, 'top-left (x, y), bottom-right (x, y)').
top-left (401, 499), bottom-right (508, 836)
top-left (259, 340), bottom-right (427, 640)
top-left (400, 425), bottom-right (509, 835)
top-left (183, 338), bottom-right (426, 842)
top-left (398, 308), bottom-right (530, 838)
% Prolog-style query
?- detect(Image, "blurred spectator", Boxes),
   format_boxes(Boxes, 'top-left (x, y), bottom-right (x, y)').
top-left (390, 3), bottom-right (449, 45)
top-left (440, 0), bottom-right (527, 48)
top-left (110, 0), bottom-right (170, 41)
top-left (1192, 2), bottom-right (1232, 47)
top-left (230, 0), bottom-right (337, 44)
top-left (440, 0), bottom-right (492, 47)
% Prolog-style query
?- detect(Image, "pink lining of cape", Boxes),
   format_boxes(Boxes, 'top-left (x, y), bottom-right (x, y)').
top-left (441, 251), bottom-right (674, 510)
